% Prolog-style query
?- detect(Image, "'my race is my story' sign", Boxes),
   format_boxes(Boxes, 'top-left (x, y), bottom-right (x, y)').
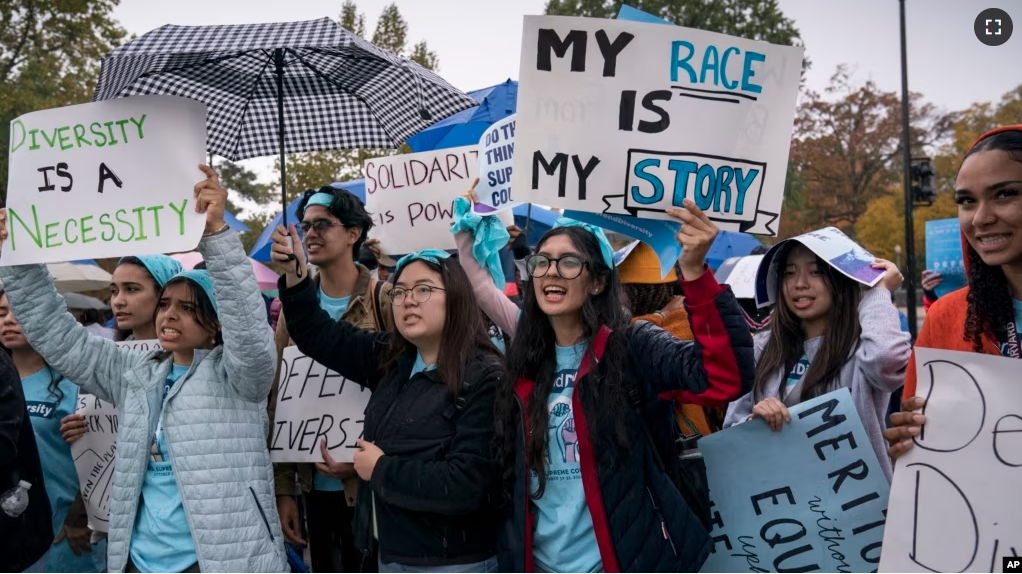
top-left (4, 95), bottom-right (207, 265)
top-left (514, 15), bottom-right (803, 236)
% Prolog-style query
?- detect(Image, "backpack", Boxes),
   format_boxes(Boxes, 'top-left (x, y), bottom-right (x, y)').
top-left (591, 325), bottom-right (714, 533)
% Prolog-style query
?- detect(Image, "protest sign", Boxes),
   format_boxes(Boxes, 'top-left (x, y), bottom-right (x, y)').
top-left (755, 227), bottom-right (884, 307)
top-left (473, 114), bottom-right (520, 215)
top-left (514, 15), bottom-right (803, 236)
top-left (700, 388), bottom-right (890, 573)
top-left (924, 218), bottom-right (967, 298)
top-left (613, 240), bottom-right (640, 266)
top-left (714, 254), bottom-right (763, 299)
top-left (69, 339), bottom-right (162, 531)
top-left (880, 348), bottom-right (1021, 573)
top-left (3, 95), bottom-right (206, 265)
top-left (564, 209), bottom-right (681, 278)
top-left (363, 145), bottom-right (512, 254)
top-left (269, 346), bottom-right (371, 464)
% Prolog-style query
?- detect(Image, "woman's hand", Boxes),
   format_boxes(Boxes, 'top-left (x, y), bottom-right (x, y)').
top-left (750, 398), bottom-right (791, 432)
top-left (873, 259), bottom-right (905, 292)
top-left (54, 523), bottom-right (93, 556)
top-left (885, 396), bottom-right (926, 460)
top-left (194, 164), bottom-right (227, 234)
top-left (314, 439), bottom-right (357, 480)
top-left (365, 238), bottom-right (382, 261)
top-left (666, 199), bottom-right (720, 281)
top-left (461, 177), bottom-right (481, 205)
top-left (921, 270), bottom-right (943, 292)
top-left (276, 495), bottom-right (306, 546)
top-left (353, 439), bottom-right (384, 481)
top-left (506, 225), bottom-right (523, 247)
top-left (60, 414), bottom-right (88, 445)
top-left (269, 224), bottom-right (307, 288)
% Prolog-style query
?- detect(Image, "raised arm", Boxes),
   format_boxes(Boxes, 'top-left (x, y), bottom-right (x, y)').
top-left (629, 269), bottom-right (755, 407)
top-left (370, 356), bottom-right (501, 515)
top-left (201, 229), bottom-right (277, 403)
top-left (454, 229), bottom-right (520, 336)
top-left (855, 286), bottom-right (912, 393)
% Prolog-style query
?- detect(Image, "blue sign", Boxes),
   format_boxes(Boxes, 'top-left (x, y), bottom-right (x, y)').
top-left (699, 388), bottom-right (890, 573)
top-left (564, 210), bottom-right (680, 278)
top-left (925, 218), bottom-right (966, 297)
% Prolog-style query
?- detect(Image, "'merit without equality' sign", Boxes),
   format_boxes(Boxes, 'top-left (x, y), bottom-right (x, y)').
top-left (3, 95), bottom-right (207, 265)
top-left (514, 16), bottom-right (803, 236)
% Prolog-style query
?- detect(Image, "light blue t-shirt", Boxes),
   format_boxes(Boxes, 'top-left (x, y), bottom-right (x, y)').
top-left (23, 368), bottom-right (106, 573)
top-left (130, 363), bottom-right (196, 574)
top-left (314, 289), bottom-right (352, 492)
top-left (532, 342), bottom-right (602, 573)
top-left (782, 354), bottom-right (810, 399)
top-left (410, 352), bottom-right (438, 378)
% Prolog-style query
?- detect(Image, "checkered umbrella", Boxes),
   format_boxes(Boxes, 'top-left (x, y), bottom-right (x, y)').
top-left (93, 17), bottom-right (476, 224)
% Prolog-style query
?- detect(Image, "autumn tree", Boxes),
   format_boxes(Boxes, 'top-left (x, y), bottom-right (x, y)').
top-left (854, 187), bottom-right (957, 266)
top-left (783, 66), bottom-right (954, 237)
top-left (545, 0), bottom-right (809, 73)
top-left (276, 2), bottom-right (438, 202)
top-left (0, 0), bottom-right (127, 198)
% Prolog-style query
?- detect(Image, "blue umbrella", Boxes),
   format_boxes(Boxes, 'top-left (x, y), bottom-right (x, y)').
top-left (248, 180), bottom-right (367, 261)
top-left (406, 79), bottom-right (517, 152)
top-left (705, 231), bottom-right (763, 270)
top-left (224, 209), bottom-right (250, 233)
top-left (513, 204), bottom-right (560, 247)
top-left (70, 259), bottom-right (99, 266)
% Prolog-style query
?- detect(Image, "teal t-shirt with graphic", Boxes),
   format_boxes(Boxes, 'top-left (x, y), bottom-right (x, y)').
top-left (531, 342), bottom-right (602, 573)
top-left (130, 363), bottom-right (196, 574)
top-left (23, 368), bottom-right (106, 573)
top-left (312, 289), bottom-right (352, 492)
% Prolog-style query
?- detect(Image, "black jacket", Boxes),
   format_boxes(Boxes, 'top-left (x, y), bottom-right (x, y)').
top-left (280, 275), bottom-right (504, 567)
top-left (501, 272), bottom-right (755, 572)
top-left (0, 350), bottom-right (53, 572)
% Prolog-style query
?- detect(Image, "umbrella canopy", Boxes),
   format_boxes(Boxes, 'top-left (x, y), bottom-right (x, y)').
top-left (249, 180), bottom-right (366, 262)
top-left (513, 204), bottom-right (560, 247)
top-left (407, 79), bottom-right (518, 152)
top-left (169, 252), bottom-right (280, 291)
top-left (224, 209), bottom-right (250, 233)
top-left (62, 292), bottom-right (108, 311)
top-left (705, 231), bottom-right (764, 270)
top-left (46, 262), bottom-right (113, 293)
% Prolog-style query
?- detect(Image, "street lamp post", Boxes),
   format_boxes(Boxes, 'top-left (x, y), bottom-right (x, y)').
top-left (899, 0), bottom-right (918, 340)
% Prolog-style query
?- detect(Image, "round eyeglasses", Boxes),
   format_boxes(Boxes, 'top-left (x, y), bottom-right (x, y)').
top-left (526, 254), bottom-right (588, 279)
top-left (389, 284), bottom-right (446, 305)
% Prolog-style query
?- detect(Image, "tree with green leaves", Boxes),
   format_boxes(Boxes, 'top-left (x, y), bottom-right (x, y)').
top-left (544, 0), bottom-right (809, 73)
top-left (276, 2), bottom-right (438, 202)
top-left (0, 0), bottom-right (126, 199)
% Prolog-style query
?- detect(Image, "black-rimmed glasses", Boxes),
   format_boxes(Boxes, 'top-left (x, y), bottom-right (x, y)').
top-left (526, 255), bottom-right (588, 279)
top-left (390, 285), bottom-right (446, 305)
top-left (298, 220), bottom-right (345, 236)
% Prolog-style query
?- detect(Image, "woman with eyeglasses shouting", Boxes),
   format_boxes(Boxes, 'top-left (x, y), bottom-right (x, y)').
top-left (453, 182), bottom-right (755, 573)
top-left (272, 223), bottom-right (505, 574)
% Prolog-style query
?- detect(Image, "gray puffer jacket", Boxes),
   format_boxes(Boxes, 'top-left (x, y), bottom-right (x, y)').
top-left (0, 231), bottom-right (287, 573)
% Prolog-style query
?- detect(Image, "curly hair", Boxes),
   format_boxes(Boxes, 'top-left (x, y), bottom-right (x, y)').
top-left (961, 129), bottom-right (1022, 352)
top-left (622, 282), bottom-right (680, 317)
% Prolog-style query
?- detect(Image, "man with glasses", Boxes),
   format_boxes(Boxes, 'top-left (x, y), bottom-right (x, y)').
top-left (267, 186), bottom-right (390, 573)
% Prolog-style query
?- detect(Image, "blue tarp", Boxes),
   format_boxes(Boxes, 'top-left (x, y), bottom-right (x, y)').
top-left (705, 231), bottom-right (763, 270)
top-left (513, 204), bottom-right (560, 246)
top-left (406, 79), bottom-right (517, 152)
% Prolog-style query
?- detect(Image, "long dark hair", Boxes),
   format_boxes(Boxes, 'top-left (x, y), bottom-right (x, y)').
top-left (152, 277), bottom-right (224, 354)
top-left (496, 227), bottom-right (631, 499)
top-left (754, 245), bottom-right (862, 401)
top-left (113, 257), bottom-right (160, 342)
top-left (623, 282), bottom-right (681, 317)
top-left (381, 257), bottom-right (501, 397)
top-left (0, 288), bottom-right (64, 402)
top-left (962, 129), bottom-right (1022, 352)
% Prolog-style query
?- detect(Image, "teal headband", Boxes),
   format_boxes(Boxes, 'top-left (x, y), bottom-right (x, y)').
top-left (305, 192), bottom-right (334, 209)
top-left (394, 249), bottom-right (451, 276)
top-left (169, 270), bottom-right (219, 315)
top-left (120, 254), bottom-right (183, 288)
top-left (553, 218), bottom-right (615, 270)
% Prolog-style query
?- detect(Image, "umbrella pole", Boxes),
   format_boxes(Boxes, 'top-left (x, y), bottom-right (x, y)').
top-left (523, 203), bottom-right (533, 248)
top-left (274, 48), bottom-right (301, 278)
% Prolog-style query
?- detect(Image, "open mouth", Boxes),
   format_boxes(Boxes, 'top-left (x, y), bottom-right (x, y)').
top-left (791, 296), bottom-right (815, 310)
top-left (160, 327), bottom-right (182, 342)
top-left (976, 233), bottom-right (1012, 251)
top-left (543, 285), bottom-right (567, 303)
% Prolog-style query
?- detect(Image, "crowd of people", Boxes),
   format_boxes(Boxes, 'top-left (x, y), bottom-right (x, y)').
top-left (1, 124), bottom-right (1020, 573)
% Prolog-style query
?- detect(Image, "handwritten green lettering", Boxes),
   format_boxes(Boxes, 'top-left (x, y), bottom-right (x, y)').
top-left (115, 209), bottom-right (134, 242)
top-left (44, 222), bottom-right (62, 248)
top-left (169, 199), bottom-right (188, 235)
top-left (104, 121), bottom-right (118, 146)
top-left (80, 215), bottom-right (96, 244)
top-left (90, 123), bottom-right (107, 147)
top-left (73, 125), bottom-right (92, 148)
top-left (130, 114), bottom-right (146, 140)
top-left (99, 213), bottom-right (115, 241)
top-left (57, 126), bottom-right (72, 150)
top-left (7, 206), bottom-right (42, 250)
top-left (147, 205), bottom-right (164, 237)
top-left (28, 129), bottom-right (40, 151)
top-left (41, 128), bottom-right (58, 149)
top-left (131, 206), bottom-right (148, 241)
top-left (63, 218), bottom-right (78, 244)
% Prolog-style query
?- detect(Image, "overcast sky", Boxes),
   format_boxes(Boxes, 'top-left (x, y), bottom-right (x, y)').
top-left (111, 0), bottom-right (1020, 213)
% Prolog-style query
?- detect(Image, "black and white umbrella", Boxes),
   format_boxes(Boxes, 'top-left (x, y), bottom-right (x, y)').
top-left (93, 17), bottom-right (476, 224)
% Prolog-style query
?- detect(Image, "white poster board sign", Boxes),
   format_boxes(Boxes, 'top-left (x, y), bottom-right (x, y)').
top-left (270, 346), bottom-right (371, 464)
top-left (880, 348), bottom-right (1022, 573)
top-left (70, 339), bottom-right (162, 532)
top-left (513, 16), bottom-right (803, 236)
top-left (473, 114), bottom-right (521, 215)
top-left (713, 254), bottom-right (763, 300)
top-left (363, 145), bottom-right (513, 254)
top-left (3, 95), bottom-right (207, 265)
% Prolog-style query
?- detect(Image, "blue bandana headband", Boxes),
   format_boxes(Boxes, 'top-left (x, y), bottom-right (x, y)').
top-left (305, 192), bottom-right (334, 209)
top-left (120, 254), bottom-right (183, 288)
top-left (450, 196), bottom-right (510, 289)
top-left (553, 218), bottom-right (615, 270)
top-left (394, 249), bottom-right (452, 276)
top-left (170, 270), bottom-right (219, 315)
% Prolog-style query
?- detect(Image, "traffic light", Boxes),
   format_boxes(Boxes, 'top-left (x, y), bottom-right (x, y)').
top-left (911, 158), bottom-right (936, 205)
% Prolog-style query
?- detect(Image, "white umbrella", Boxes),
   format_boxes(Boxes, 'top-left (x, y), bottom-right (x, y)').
top-left (46, 262), bottom-right (113, 293)
top-left (61, 292), bottom-right (108, 310)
